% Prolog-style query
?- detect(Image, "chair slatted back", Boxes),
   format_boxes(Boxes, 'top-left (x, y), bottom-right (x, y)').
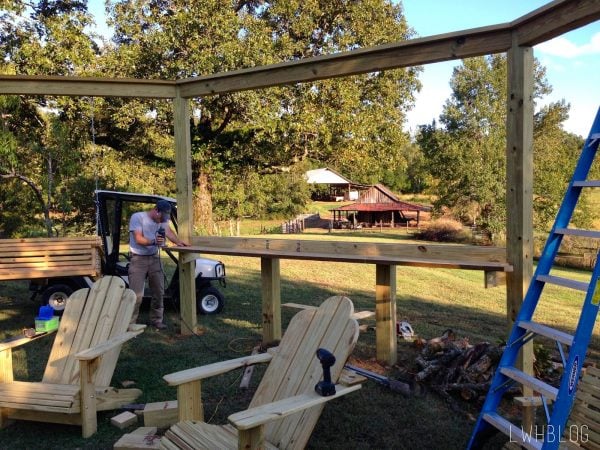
top-left (565, 366), bottom-right (600, 449)
top-left (42, 276), bottom-right (135, 386)
top-left (250, 296), bottom-right (359, 450)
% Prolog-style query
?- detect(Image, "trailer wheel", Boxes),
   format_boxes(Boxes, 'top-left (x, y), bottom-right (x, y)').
top-left (196, 286), bottom-right (224, 315)
top-left (42, 284), bottom-right (73, 314)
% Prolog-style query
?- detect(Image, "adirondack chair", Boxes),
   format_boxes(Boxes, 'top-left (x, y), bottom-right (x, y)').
top-left (160, 295), bottom-right (362, 450)
top-left (0, 276), bottom-right (144, 438)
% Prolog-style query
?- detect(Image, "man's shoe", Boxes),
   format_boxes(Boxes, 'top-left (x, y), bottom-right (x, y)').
top-left (152, 322), bottom-right (167, 330)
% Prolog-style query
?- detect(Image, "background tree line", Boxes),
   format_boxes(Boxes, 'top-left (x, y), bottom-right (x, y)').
top-left (0, 0), bottom-right (590, 241)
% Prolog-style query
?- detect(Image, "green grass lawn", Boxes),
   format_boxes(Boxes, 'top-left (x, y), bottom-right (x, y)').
top-left (0, 232), bottom-right (598, 449)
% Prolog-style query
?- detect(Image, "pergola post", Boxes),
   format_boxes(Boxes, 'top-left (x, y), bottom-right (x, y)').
top-left (376, 264), bottom-right (397, 365)
top-left (261, 257), bottom-right (281, 344)
top-left (174, 91), bottom-right (197, 335)
top-left (506, 36), bottom-right (534, 425)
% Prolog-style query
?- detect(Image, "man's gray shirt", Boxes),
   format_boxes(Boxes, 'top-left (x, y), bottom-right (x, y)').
top-left (129, 211), bottom-right (169, 256)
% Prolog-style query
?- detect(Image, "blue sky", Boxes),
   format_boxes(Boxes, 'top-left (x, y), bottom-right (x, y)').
top-left (87, 0), bottom-right (599, 137)
top-left (401, 0), bottom-right (600, 137)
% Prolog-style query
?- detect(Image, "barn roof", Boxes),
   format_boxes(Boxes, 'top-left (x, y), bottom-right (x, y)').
top-left (331, 201), bottom-right (430, 212)
top-left (305, 168), bottom-right (352, 185)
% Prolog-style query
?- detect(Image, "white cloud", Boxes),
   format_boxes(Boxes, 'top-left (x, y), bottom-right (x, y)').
top-left (536, 32), bottom-right (600, 58)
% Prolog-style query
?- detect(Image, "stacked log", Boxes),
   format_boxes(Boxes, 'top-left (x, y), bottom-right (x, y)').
top-left (412, 329), bottom-right (504, 406)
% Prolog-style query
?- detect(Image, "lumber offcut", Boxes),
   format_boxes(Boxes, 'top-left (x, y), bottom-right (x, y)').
top-left (111, 411), bottom-right (138, 429)
top-left (143, 400), bottom-right (178, 428)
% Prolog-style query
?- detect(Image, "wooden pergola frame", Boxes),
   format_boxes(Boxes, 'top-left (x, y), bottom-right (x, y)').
top-left (1, 1), bottom-right (599, 370)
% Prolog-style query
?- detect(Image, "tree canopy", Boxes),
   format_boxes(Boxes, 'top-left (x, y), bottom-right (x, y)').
top-left (0, 0), bottom-right (587, 240)
top-left (416, 55), bottom-right (586, 241)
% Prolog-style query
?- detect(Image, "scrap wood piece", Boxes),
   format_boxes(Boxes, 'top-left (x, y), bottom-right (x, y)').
top-left (143, 400), bottom-right (178, 428)
top-left (111, 411), bottom-right (138, 429)
top-left (345, 364), bottom-right (411, 396)
top-left (239, 345), bottom-right (261, 389)
top-left (113, 427), bottom-right (160, 450)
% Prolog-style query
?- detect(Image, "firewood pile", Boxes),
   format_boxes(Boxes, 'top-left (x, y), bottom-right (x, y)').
top-left (411, 329), bottom-right (504, 406)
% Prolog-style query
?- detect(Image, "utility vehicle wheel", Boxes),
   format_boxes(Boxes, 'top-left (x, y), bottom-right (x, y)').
top-left (196, 286), bottom-right (224, 315)
top-left (42, 284), bottom-right (73, 314)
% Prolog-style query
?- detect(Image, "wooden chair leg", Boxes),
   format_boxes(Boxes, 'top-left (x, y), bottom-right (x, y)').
top-left (238, 425), bottom-right (264, 450)
top-left (80, 359), bottom-right (98, 438)
top-left (0, 408), bottom-right (14, 429)
top-left (177, 380), bottom-right (203, 421)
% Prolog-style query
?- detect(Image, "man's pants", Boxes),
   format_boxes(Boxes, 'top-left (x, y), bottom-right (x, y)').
top-left (127, 254), bottom-right (165, 325)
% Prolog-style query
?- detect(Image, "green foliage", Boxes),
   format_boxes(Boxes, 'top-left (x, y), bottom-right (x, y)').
top-left (534, 102), bottom-right (589, 230)
top-left (99, 0), bottom-right (421, 231)
top-left (212, 168), bottom-right (311, 221)
top-left (417, 55), bottom-right (586, 240)
top-left (1, 0), bottom-right (423, 236)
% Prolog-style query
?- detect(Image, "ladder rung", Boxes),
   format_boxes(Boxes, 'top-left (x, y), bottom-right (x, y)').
top-left (500, 367), bottom-right (558, 400)
top-left (482, 413), bottom-right (542, 450)
top-left (555, 227), bottom-right (600, 239)
top-left (573, 180), bottom-right (600, 187)
top-left (536, 274), bottom-right (589, 291)
top-left (517, 320), bottom-right (574, 346)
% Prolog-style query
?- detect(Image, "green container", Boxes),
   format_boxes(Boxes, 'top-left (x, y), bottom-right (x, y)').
top-left (35, 316), bottom-right (59, 333)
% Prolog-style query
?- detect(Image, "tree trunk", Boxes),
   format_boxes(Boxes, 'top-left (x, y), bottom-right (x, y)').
top-left (193, 171), bottom-right (214, 234)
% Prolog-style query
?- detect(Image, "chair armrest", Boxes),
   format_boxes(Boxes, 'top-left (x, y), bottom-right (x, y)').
top-left (0, 329), bottom-right (57, 353)
top-left (75, 330), bottom-right (144, 360)
top-left (164, 353), bottom-right (273, 386)
top-left (228, 384), bottom-right (361, 430)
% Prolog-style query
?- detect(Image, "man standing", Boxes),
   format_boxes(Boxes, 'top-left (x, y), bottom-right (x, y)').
top-left (128, 199), bottom-right (187, 329)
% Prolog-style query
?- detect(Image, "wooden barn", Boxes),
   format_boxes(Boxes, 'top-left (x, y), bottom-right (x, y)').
top-left (330, 184), bottom-right (430, 228)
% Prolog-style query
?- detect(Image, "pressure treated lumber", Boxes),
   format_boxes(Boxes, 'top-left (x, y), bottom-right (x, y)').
top-left (0, 75), bottom-right (176, 98)
top-left (177, 0), bottom-right (600, 97)
top-left (506, 37), bottom-right (535, 431)
top-left (563, 365), bottom-right (600, 449)
top-left (143, 401), bottom-right (178, 428)
top-left (176, 237), bottom-right (512, 271)
top-left (0, 236), bottom-right (101, 281)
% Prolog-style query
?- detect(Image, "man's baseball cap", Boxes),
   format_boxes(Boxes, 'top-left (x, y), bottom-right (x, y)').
top-left (155, 200), bottom-right (172, 216)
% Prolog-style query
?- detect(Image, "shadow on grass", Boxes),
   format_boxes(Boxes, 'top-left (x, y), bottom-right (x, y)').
top-left (0, 273), bottom-right (530, 449)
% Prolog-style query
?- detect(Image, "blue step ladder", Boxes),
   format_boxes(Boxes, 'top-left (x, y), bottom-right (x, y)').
top-left (468, 107), bottom-right (600, 450)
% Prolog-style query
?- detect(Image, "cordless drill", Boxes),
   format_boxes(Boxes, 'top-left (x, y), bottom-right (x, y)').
top-left (156, 227), bottom-right (166, 247)
top-left (315, 348), bottom-right (336, 396)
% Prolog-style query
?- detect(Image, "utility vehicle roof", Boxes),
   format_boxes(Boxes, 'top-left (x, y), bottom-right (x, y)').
top-left (95, 190), bottom-right (176, 205)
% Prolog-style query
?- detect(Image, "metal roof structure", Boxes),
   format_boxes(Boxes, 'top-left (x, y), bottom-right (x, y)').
top-left (305, 168), bottom-right (352, 185)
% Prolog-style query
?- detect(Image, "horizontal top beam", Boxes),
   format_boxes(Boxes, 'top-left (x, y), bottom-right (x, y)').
top-left (178, 0), bottom-right (600, 98)
top-left (178, 24), bottom-right (513, 98)
top-left (0, 75), bottom-right (177, 99)
top-left (511, 0), bottom-right (600, 47)
top-left (0, 0), bottom-right (597, 98)
top-left (173, 237), bottom-right (513, 272)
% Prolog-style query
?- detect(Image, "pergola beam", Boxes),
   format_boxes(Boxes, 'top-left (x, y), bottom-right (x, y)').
top-left (513, 0), bottom-right (600, 46)
top-left (176, 0), bottom-right (600, 99)
top-left (177, 25), bottom-right (513, 98)
top-left (0, 75), bottom-right (177, 99)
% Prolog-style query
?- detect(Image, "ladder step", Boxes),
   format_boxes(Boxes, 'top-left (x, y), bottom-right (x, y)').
top-left (536, 274), bottom-right (589, 291)
top-left (517, 320), bottom-right (574, 346)
top-left (482, 413), bottom-right (542, 450)
top-left (555, 227), bottom-right (600, 239)
top-left (573, 180), bottom-right (600, 187)
top-left (500, 367), bottom-right (558, 400)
